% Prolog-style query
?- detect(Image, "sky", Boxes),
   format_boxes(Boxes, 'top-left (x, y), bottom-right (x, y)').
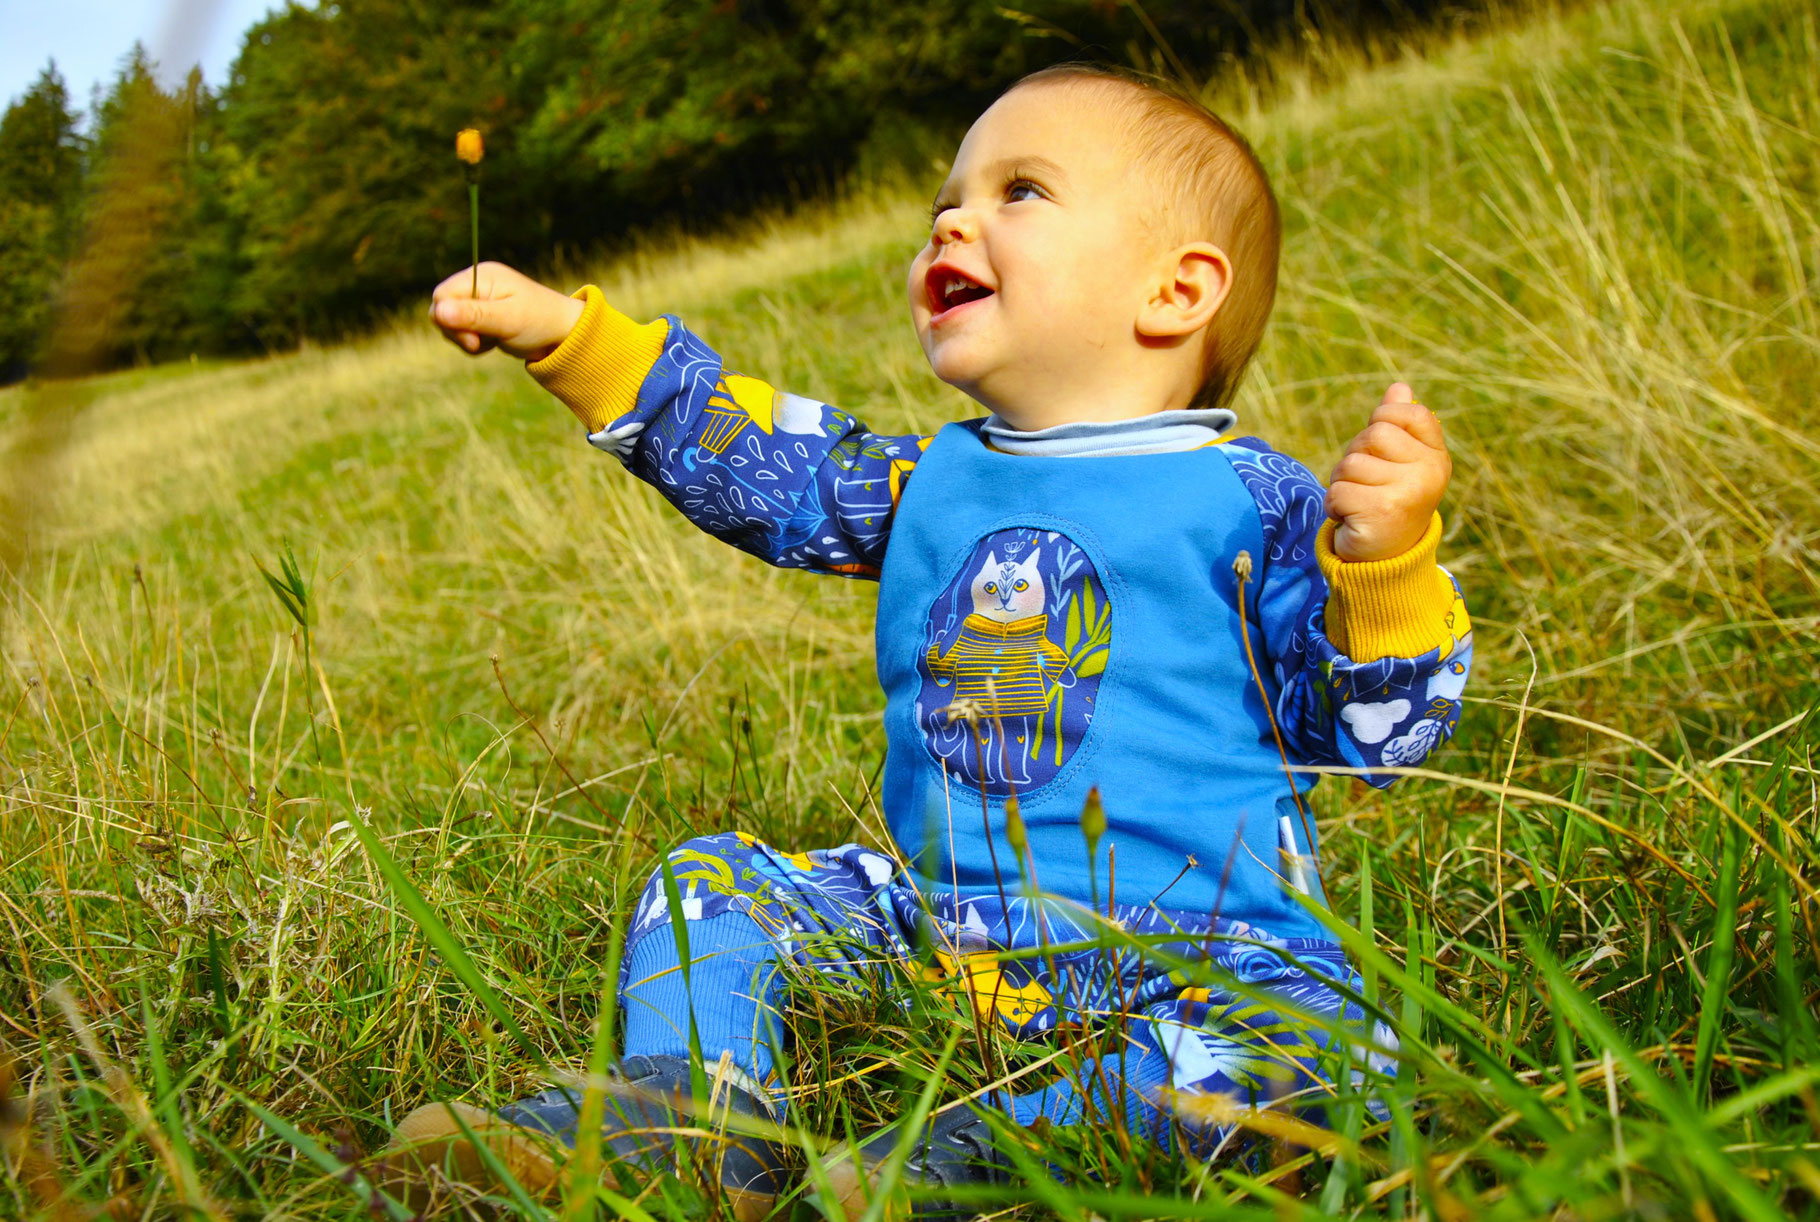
top-left (0, 0), bottom-right (286, 122)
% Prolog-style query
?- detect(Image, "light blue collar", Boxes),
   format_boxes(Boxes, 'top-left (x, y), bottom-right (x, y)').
top-left (980, 407), bottom-right (1238, 457)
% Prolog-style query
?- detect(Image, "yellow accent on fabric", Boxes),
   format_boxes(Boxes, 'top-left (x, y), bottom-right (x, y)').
top-left (925, 948), bottom-right (1053, 1027)
top-left (722, 374), bottom-right (778, 433)
top-left (1316, 512), bottom-right (1462, 663)
top-left (524, 285), bottom-right (669, 434)
top-left (886, 456), bottom-right (918, 507)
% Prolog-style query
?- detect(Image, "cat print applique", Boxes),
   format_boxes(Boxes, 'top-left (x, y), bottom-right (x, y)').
top-left (918, 529), bottom-right (1111, 795)
top-left (924, 548), bottom-right (1070, 716)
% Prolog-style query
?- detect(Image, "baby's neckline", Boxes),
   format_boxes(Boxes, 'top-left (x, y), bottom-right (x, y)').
top-left (980, 407), bottom-right (1238, 458)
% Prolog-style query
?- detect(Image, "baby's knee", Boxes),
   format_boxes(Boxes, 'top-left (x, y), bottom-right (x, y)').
top-left (636, 831), bottom-right (754, 892)
top-left (628, 831), bottom-right (776, 929)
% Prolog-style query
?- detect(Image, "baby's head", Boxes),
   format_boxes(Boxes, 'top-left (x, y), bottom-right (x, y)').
top-left (908, 65), bottom-right (1279, 430)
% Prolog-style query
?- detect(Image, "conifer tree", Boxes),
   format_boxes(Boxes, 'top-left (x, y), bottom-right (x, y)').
top-left (45, 45), bottom-right (196, 373)
top-left (0, 63), bottom-right (84, 380)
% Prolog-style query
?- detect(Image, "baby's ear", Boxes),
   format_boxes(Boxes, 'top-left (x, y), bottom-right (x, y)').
top-left (1137, 243), bottom-right (1231, 340)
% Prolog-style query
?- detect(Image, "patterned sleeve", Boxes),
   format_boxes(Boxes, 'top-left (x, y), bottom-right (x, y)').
top-left (528, 288), bottom-right (927, 578)
top-left (1216, 438), bottom-right (1473, 786)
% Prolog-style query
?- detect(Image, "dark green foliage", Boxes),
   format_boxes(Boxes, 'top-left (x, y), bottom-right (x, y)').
top-left (0, 64), bottom-right (83, 377)
top-left (0, 62), bottom-right (83, 211)
top-left (212, 1), bottom-right (545, 349)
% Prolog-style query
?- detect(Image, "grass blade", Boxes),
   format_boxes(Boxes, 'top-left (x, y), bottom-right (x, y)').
top-left (238, 1094), bottom-right (415, 1222)
top-left (344, 804), bottom-right (544, 1066)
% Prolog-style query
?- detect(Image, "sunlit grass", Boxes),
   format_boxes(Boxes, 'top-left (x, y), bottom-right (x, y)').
top-left (2, 0), bottom-right (1818, 1217)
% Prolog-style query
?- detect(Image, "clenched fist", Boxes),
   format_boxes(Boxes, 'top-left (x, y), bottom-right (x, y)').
top-left (429, 261), bottom-right (584, 362)
top-left (1326, 383), bottom-right (1451, 562)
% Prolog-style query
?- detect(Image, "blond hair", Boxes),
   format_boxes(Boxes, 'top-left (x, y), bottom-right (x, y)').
top-left (1007, 64), bottom-right (1281, 411)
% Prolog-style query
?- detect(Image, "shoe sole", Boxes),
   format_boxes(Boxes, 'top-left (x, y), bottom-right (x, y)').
top-left (382, 1101), bottom-right (562, 1210)
top-left (819, 1141), bottom-right (911, 1221)
top-left (381, 1100), bottom-right (778, 1221)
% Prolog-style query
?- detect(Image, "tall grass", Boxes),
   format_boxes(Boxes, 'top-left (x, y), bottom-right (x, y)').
top-left (2, 0), bottom-right (1818, 1217)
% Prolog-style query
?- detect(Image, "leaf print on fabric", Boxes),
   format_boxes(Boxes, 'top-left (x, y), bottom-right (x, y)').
top-left (599, 318), bottom-right (928, 577)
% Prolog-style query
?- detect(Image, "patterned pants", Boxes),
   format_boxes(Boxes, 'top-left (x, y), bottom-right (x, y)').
top-left (618, 832), bottom-right (1391, 1150)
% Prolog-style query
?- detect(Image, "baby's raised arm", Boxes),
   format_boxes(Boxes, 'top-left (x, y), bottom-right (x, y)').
top-left (430, 264), bottom-right (927, 579)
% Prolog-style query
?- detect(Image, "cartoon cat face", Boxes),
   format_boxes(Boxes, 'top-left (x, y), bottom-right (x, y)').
top-left (969, 548), bottom-right (1045, 621)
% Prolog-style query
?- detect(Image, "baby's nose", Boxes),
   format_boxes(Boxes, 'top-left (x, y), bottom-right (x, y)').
top-left (934, 210), bottom-right (978, 246)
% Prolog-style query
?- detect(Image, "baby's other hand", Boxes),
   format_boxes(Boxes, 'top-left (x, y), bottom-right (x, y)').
top-left (429, 262), bottom-right (584, 362)
top-left (1325, 383), bottom-right (1451, 562)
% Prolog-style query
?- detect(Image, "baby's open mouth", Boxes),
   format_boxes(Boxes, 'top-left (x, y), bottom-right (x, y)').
top-left (929, 267), bottom-right (994, 314)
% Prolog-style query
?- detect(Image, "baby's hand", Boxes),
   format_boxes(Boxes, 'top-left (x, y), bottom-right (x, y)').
top-left (1325, 383), bottom-right (1451, 562)
top-left (429, 262), bottom-right (585, 362)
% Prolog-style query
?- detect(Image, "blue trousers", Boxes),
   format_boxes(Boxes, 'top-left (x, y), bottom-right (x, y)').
top-left (618, 832), bottom-right (1390, 1150)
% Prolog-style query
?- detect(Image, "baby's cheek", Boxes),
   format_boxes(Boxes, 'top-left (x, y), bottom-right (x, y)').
top-left (906, 250), bottom-right (934, 308)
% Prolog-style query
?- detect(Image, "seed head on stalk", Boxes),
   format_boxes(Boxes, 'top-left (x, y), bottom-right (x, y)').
top-left (456, 128), bottom-right (483, 295)
top-left (1080, 785), bottom-right (1106, 915)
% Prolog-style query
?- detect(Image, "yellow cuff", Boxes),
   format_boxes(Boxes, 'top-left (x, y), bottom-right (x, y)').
top-left (525, 285), bottom-right (669, 434)
top-left (1315, 513), bottom-right (1458, 663)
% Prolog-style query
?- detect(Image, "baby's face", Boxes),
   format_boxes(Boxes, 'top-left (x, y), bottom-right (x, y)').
top-left (907, 82), bottom-right (1165, 425)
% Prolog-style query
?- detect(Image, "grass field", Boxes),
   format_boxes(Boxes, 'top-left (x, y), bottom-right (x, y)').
top-left (3, 0), bottom-right (1819, 1217)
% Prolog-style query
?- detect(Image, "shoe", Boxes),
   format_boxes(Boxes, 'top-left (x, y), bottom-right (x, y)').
top-left (820, 1102), bottom-right (1012, 1220)
top-left (380, 1055), bottom-right (784, 1220)
top-left (381, 1100), bottom-right (561, 1212)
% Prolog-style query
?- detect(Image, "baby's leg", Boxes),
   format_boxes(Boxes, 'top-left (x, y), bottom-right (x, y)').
top-left (818, 926), bottom-right (1390, 1216)
top-left (989, 940), bottom-right (1393, 1155)
top-left (384, 832), bottom-right (905, 1215)
top-left (618, 832), bottom-right (909, 1105)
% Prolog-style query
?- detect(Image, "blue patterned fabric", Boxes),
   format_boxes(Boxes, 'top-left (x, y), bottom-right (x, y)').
top-left (878, 422), bottom-right (1344, 932)
top-left (616, 832), bottom-right (1394, 1147)
top-left (587, 322), bottom-right (924, 577)
top-left (567, 317), bottom-right (1465, 1149)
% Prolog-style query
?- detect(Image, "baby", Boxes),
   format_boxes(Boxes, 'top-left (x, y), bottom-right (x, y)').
top-left (394, 63), bottom-right (1471, 1219)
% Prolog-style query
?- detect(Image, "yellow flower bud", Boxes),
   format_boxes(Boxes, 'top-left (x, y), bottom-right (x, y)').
top-left (456, 128), bottom-right (484, 165)
top-left (1004, 795), bottom-right (1027, 858)
top-left (1080, 785), bottom-right (1106, 848)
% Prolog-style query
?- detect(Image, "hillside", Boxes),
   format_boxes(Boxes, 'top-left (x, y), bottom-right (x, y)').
top-left (2, 0), bottom-right (1817, 1217)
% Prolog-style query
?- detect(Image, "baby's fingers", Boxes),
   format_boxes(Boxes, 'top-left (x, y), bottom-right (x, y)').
top-left (1369, 391), bottom-right (1445, 452)
top-left (1330, 450), bottom-right (1400, 488)
top-left (430, 319), bottom-right (496, 356)
top-left (431, 294), bottom-right (520, 342)
top-left (1345, 419), bottom-right (1429, 464)
top-left (431, 260), bottom-right (518, 304)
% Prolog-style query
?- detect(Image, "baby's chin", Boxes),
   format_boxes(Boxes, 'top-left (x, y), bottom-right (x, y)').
top-left (919, 337), bottom-right (991, 400)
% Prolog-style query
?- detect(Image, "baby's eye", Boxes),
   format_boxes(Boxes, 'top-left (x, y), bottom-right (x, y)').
top-left (1013, 579), bottom-right (1028, 592)
top-left (1006, 179), bottom-right (1043, 204)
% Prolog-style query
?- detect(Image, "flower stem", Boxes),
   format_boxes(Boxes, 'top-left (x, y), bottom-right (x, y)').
top-left (468, 180), bottom-right (480, 296)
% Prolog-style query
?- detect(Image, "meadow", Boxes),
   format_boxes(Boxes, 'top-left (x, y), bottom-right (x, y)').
top-left (2, 0), bottom-right (1818, 1216)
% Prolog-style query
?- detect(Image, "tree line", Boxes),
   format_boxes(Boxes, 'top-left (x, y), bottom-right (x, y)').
top-left (0, 0), bottom-right (1501, 383)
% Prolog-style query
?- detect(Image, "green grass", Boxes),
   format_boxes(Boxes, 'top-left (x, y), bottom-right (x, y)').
top-left (3, 0), bottom-right (1819, 1217)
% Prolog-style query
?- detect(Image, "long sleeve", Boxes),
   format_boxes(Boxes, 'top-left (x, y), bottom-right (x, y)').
top-left (1218, 437), bottom-right (1472, 785)
top-left (527, 287), bottom-right (928, 578)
